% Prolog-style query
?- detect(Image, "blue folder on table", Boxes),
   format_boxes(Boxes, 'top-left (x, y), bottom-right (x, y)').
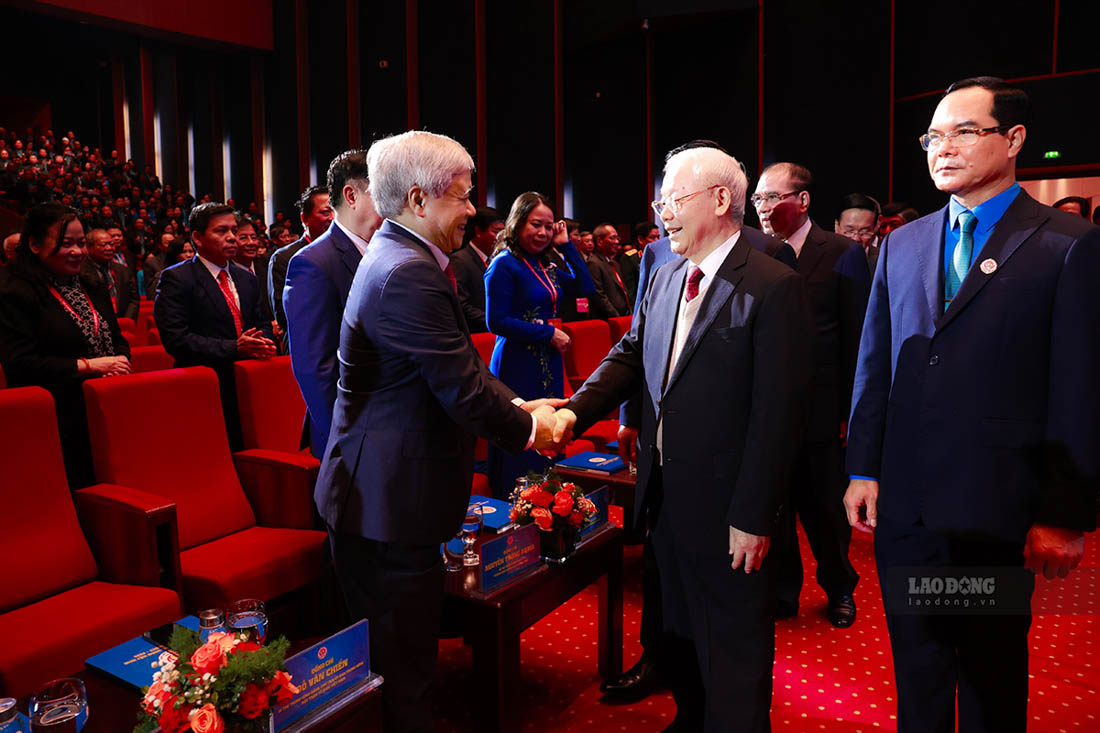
top-left (468, 496), bottom-right (515, 532)
top-left (84, 616), bottom-right (200, 689)
top-left (556, 451), bottom-right (626, 475)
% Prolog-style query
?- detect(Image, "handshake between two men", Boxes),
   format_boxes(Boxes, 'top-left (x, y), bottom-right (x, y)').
top-left (515, 398), bottom-right (579, 456)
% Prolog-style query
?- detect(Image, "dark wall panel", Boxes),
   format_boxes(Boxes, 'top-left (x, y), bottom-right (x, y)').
top-left (1056, 0), bottom-right (1100, 72)
top-left (360, 2), bottom-right (409, 143)
top-left (418, 0), bottom-right (478, 160)
top-left (266, 0), bottom-right (302, 218)
top-left (309, 0), bottom-right (349, 182)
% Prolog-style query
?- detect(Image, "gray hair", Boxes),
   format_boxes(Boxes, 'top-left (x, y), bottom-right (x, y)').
top-left (664, 147), bottom-right (748, 223)
top-left (367, 131), bottom-right (475, 219)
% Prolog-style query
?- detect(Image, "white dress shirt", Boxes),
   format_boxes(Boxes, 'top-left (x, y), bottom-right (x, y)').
top-left (197, 253), bottom-right (239, 309)
top-left (335, 217), bottom-right (371, 255)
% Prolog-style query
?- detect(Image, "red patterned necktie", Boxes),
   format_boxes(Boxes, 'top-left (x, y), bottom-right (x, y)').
top-left (685, 266), bottom-right (704, 302)
top-left (216, 269), bottom-right (243, 336)
top-left (444, 263), bottom-right (458, 294)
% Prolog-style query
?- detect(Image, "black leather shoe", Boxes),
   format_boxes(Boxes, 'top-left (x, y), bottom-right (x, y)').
top-left (774, 600), bottom-right (799, 619)
top-left (827, 594), bottom-right (857, 628)
top-left (600, 654), bottom-right (662, 701)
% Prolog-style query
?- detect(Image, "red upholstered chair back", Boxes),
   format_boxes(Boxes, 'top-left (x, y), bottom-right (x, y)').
top-left (0, 363), bottom-right (5, 389)
top-left (609, 315), bottom-right (633, 342)
top-left (130, 345), bottom-right (176, 374)
top-left (117, 317), bottom-right (137, 332)
top-left (235, 357), bottom-right (306, 452)
top-left (120, 330), bottom-right (139, 347)
top-left (562, 320), bottom-right (613, 381)
top-left (0, 387), bottom-right (98, 614)
top-left (147, 328), bottom-right (161, 345)
top-left (471, 332), bottom-right (495, 365)
top-left (83, 368), bottom-right (256, 550)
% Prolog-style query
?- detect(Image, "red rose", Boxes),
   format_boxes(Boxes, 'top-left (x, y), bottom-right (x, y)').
top-left (236, 682), bottom-right (269, 719)
top-left (529, 489), bottom-right (553, 508)
top-left (232, 640), bottom-right (263, 655)
top-left (156, 697), bottom-right (192, 733)
top-left (189, 703), bottom-right (225, 733)
top-left (142, 680), bottom-right (172, 714)
top-left (552, 490), bottom-right (574, 516)
top-left (531, 507), bottom-right (554, 531)
top-left (569, 510), bottom-right (584, 527)
top-left (266, 669), bottom-right (298, 706)
top-left (190, 640), bottom-right (227, 676)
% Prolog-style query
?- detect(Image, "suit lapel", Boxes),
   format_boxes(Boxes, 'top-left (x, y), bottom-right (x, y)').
top-left (381, 220), bottom-right (471, 338)
top-left (911, 208), bottom-right (946, 325)
top-left (193, 257), bottom-right (236, 327)
top-left (644, 258), bottom-right (687, 410)
top-left (663, 238), bottom-right (747, 395)
top-left (795, 223), bottom-right (828, 278)
top-left (936, 191), bottom-right (1045, 332)
top-left (330, 224), bottom-right (363, 275)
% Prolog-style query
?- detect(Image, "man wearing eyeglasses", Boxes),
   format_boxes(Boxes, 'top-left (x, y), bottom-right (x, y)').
top-left (845, 76), bottom-right (1100, 731)
top-left (553, 145), bottom-right (812, 731)
top-left (835, 192), bottom-right (882, 274)
top-left (751, 162), bottom-right (870, 629)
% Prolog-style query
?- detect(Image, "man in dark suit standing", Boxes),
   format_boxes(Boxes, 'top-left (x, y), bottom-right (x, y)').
top-left (451, 206), bottom-right (502, 333)
top-left (154, 203), bottom-right (276, 450)
top-left (315, 131), bottom-right (565, 733)
top-left (845, 77), bottom-right (1100, 732)
top-left (267, 186), bottom-right (334, 348)
top-left (231, 216), bottom-right (275, 328)
top-left (586, 222), bottom-right (631, 318)
top-left (81, 227), bottom-right (138, 320)
top-left (284, 149), bottom-right (382, 458)
top-left (617, 221), bottom-right (659, 304)
top-left (752, 162), bottom-right (870, 627)
top-left (553, 145), bottom-right (811, 731)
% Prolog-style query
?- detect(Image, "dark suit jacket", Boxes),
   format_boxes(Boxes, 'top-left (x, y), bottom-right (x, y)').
top-left (568, 234), bottom-right (812, 551)
top-left (80, 258), bottom-right (139, 320)
top-left (616, 247), bottom-right (642, 304)
top-left (284, 222), bottom-right (364, 458)
top-left (314, 220), bottom-right (534, 544)
top-left (153, 256), bottom-right (272, 372)
top-left (794, 222), bottom-right (870, 442)
top-left (268, 235), bottom-right (310, 344)
top-left (449, 243), bottom-right (490, 333)
top-left (586, 254), bottom-right (631, 319)
top-left (252, 255), bottom-right (274, 325)
top-left (847, 191), bottom-right (1100, 542)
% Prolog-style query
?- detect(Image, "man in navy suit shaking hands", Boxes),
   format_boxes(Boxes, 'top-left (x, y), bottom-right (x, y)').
top-left (845, 77), bottom-right (1100, 732)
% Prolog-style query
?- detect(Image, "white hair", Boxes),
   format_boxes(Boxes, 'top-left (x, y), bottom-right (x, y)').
top-left (663, 147), bottom-right (749, 222)
top-left (366, 131), bottom-right (475, 219)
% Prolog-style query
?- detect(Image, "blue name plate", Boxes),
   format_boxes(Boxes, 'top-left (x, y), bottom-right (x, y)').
top-left (274, 620), bottom-right (370, 730)
top-left (479, 524), bottom-right (540, 594)
top-left (580, 486), bottom-right (610, 538)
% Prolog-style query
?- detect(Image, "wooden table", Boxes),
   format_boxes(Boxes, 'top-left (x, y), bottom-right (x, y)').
top-left (554, 466), bottom-right (644, 542)
top-left (444, 524), bottom-right (624, 732)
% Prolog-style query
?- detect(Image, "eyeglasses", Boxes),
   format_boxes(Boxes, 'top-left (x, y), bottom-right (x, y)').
top-left (837, 227), bottom-right (876, 239)
top-left (749, 191), bottom-right (800, 208)
top-left (919, 126), bottom-right (1009, 151)
top-left (651, 184), bottom-right (721, 217)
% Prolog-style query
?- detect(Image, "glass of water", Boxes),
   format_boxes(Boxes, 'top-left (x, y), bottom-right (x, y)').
top-left (227, 599), bottom-right (267, 646)
top-left (461, 504), bottom-right (483, 567)
top-left (198, 608), bottom-right (226, 643)
top-left (29, 678), bottom-right (87, 732)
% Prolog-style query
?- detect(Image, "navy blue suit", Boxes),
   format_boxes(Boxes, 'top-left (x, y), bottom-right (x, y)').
top-left (153, 256), bottom-right (272, 450)
top-left (315, 220), bottom-right (532, 732)
top-left (847, 190), bottom-right (1100, 731)
top-left (283, 222), bottom-right (363, 458)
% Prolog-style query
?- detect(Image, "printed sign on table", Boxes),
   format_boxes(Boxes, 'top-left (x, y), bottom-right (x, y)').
top-left (274, 620), bottom-right (370, 729)
top-left (580, 486), bottom-right (610, 538)
top-left (479, 523), bottom-right (540, 594)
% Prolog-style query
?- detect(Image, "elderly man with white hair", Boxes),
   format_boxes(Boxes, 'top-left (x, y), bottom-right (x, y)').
top-left (553, 144), bottom-right (812, 731)
top-left (314, 130), bottom-right (565, 732)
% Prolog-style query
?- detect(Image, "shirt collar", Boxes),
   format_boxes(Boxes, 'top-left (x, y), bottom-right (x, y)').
top-left (785, 217), bottom-right (813, 255)
top-left (470, 245), bottom-right (489, 266)
top-left (388, 219), bottom-right (450, 270)
top-left (692, 229), bottom-right (741, 290)
top-left (196, 253), bottom-right (230, 280)
top-left (949, 182), bottom-right (1020, 235)
top-left (333, 217), bottom-right (370, 255)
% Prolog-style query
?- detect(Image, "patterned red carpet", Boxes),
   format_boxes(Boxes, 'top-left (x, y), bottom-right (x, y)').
top-left (433, 517), bottom-right (1100, 731)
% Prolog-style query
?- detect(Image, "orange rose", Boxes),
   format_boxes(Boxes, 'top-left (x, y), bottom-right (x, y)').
top-left (531, 507), bottom-right (554, 531)
top-left (236, 682), bottom-right (269, 719)
top-left (206, 631), bottom-right (238, 653)
top-left (142, 680), bottom-right (172, 714)
top-left (266, 669), bottom-right (298, 706)
top-left (528, 489), bottom-right (554, 508)
top-left (156, 698), bottom-right (191, 733)
top-left (579, 497), bottom-right (597, 515)
top-left (190, 640), bottom-right (227, 676)
top-left (189, 703), bottom-right (225, 733)
top-left (552, 490), bottom-right (574, 516)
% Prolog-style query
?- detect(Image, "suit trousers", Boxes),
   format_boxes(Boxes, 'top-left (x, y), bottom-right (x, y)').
top-left (874, 517), bottom-right (1033, 733)
top-left (774, 437), bottom-right (858, 606)
top-left (649, 468), bottom-right (775, 732)
top-left (328, 529), bottom-right (443, 733)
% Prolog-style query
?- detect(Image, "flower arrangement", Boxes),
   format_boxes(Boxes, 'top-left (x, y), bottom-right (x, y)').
top-left (508, 469), bottom-right (598, 533)
top-left (134, 626), bottom-right (298, 733)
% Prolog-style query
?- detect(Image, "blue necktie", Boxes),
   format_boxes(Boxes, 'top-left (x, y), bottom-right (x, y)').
top-left (946, 210), bottom-right (977, 311)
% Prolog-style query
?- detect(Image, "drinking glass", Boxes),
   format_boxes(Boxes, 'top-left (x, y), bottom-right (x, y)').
top-left (29, 678), bottom-right (87, 732)
top-left (461, 505), bottom-right (483, 567)
top-left (227, 599), bottom-right (267, 645)
top-left (513, 477), bottom-right (529, 500)
top-left (443, 535), bottom-right (465, 572)
top-left (198, 608), bottom-right (226, 643)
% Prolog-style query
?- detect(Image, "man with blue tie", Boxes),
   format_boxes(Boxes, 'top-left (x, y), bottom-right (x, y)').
top-left (845, 77), bottom-right (1100, 732)
top-left (284, 149), bottom-right (382, 457)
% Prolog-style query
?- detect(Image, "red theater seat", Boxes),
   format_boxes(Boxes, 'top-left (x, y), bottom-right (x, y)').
top-left (129, 345), bottom-right (176, 374)
top-left (609, 315), bottom-right (632, 342)
top-left (562, 320), bottom-right (612, 390)
top-left (471, 331), bottom-right (495, 365)
top-left (0, 387), bottom-right (180, 699)
top-left (83, 368), bottom-right (327, 611)
top-left (147, 328), bottom-right (161, 345)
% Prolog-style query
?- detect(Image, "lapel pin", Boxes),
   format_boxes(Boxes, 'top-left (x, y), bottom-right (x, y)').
top-left (979, 258), bottom-right (997, 275)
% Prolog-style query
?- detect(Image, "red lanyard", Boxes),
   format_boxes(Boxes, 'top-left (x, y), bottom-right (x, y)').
top-left (521, 255), bottom-right (558, 312)
top-left (48, 285), bottom-right (101, 338)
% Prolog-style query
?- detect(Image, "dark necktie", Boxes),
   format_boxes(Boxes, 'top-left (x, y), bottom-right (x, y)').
top-left (444, 263), bottom-right (458, 294)
top-left (685, 266), bottom-right (704, 302)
